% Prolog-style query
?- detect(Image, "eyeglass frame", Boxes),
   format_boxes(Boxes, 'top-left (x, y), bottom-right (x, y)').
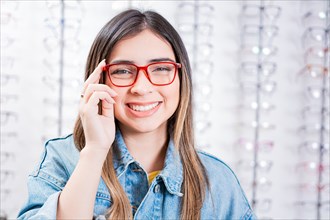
top-left (102, 61), bottom-right (182, 87)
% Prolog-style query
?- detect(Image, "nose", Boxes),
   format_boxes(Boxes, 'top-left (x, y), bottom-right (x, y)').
top-left (130, 69), bottom-right (154, 95)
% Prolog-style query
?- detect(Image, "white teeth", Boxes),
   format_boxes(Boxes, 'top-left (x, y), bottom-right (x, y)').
top-left (129, 102), bottom-right (159, 112)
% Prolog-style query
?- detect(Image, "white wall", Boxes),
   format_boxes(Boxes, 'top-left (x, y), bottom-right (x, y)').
top-left (1, 0), bottom-right (329, 219)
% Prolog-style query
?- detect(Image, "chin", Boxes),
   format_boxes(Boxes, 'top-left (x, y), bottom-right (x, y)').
top-left (117, 120), bottom-right (167, 134)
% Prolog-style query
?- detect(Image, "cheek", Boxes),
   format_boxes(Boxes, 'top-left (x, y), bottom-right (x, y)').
top-left (113, 105), bottom-right (121, 119)
top-left (105, 80), bottom-right (122, 101)
top-left (113, 99), bottom-right (126, 121)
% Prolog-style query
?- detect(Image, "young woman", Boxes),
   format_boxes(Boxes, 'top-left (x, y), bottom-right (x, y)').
top-left (18, 9), bottom-right (255, 220)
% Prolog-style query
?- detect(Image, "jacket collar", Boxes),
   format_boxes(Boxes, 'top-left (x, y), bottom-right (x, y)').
top-left (158, 138), bottom-right (183, 196)
top-left (112, 129), bottom-right (183, 197)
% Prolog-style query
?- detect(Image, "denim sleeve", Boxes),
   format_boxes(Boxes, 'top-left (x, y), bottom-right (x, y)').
top-left (17, 175), bottom-right (61, 220)
top-left (17, 139), bottom-right (69, 220)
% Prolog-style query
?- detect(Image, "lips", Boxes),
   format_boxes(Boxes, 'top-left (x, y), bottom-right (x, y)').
top-left (127, 102), bottom-right (161, 112)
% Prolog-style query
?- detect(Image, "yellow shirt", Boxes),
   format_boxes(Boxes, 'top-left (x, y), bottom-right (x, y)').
top-left (148, 170), bottom-right (160, 185)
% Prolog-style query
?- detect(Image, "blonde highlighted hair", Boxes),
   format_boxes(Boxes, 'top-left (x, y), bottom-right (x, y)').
top-left (73, 9), bottom-right (209, 219)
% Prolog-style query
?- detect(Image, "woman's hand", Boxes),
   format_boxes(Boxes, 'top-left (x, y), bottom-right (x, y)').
top-left (79, 59), bottom-right (118, 153)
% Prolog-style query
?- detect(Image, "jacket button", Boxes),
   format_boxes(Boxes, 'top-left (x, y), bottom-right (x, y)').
top-left (154, 184), bottom-right (160, 193)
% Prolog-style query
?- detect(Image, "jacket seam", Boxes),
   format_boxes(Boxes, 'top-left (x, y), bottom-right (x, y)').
top-left (33, 149), bottom-right (47, 177)
top-left (44, 133), bottom-right (73, 144)
top-left (30, 172), bottom-right (63, 191)
top-left (241, 208), bottom-right (253, 220)
top-left (44, 136), bottom-right (72, 179)
top-left (95, 191), bottom-right (111, 201)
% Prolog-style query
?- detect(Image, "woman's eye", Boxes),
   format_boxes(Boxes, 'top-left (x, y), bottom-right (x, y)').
top-left (154, 67), bottom-right (170, 72)
top-left (112, 69), bottom-right (131, 75)
top-left (158, 67), bottom-right (169, 71)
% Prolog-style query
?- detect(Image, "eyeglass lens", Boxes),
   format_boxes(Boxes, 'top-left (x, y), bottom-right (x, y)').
top-left (107, 62), bottom-right (177, 86)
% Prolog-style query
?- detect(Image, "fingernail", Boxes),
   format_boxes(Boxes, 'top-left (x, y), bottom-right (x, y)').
top-left (99, 59), bottom-right (106, 66)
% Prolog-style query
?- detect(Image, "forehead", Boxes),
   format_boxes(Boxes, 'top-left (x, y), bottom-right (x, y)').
top-left (108, 29), bottom-right (176, 64)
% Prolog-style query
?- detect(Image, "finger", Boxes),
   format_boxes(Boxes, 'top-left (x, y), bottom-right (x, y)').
top-left (80, 84), bottom-right (117, 110)
top-left (84, 84), bottom-right (118, 97)
top-left (102, 98), bottom-right (115, 118)
top-left (84, 84), bottom-right (118, 103)
top-left (85, 91), bottom-right (115, 116)
top-left (81, 59), bottom-right (106, 93)
top-left (87, 91), bottom-right (115, 106)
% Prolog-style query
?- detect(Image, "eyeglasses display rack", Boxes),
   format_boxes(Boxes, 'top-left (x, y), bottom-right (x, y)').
top-left (42, 0), bottom-right (84, 141)
top-left (237, 0), bottom-right (281, 218)
top-left (1, 1), bottom-right (21, 219)
top-left (176, 0), bottom-right (215, 149)
top-left (295, 1), bottom-right (330, 219)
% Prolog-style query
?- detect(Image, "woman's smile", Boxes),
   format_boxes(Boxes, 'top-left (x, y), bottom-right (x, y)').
top-left (127, 101), bottom-right (161, 112)
top-left (126, 101), bottom-right (162, 118)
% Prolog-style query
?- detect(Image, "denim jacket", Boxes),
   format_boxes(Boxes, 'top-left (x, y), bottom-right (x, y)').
top-left (18, 131), bottom-right (256, 220)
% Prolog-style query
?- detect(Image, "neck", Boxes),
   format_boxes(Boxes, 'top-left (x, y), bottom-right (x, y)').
top-left (119, 126), bottom-right (168, 173)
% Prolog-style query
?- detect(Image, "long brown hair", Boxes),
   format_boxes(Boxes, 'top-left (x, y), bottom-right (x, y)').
top-left (73, 9), bottom-right (209, 219)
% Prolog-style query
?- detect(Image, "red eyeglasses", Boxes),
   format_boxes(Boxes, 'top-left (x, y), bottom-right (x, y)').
top-left (102, 61), bottom-right (182, 87)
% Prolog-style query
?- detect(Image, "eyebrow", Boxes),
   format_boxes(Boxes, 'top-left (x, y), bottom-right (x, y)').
top-left (149, 58), bottom-right (176, 63)
top-left (110, 58), bottom-right (176, 65)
